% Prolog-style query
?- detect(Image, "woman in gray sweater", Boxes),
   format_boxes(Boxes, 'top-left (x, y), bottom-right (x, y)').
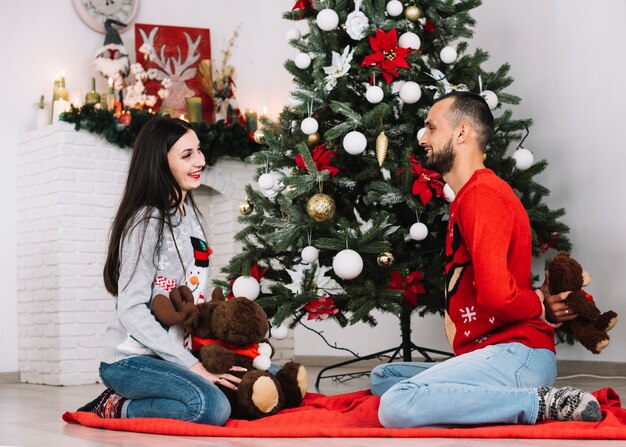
top-left (78, 117), bottom-right (242, 424)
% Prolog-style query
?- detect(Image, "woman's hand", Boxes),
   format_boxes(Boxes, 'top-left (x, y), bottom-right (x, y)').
top-left (190, 362), bottom-right (246, 391)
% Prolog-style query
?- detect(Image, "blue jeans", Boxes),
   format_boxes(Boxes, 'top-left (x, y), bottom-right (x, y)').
top-left (371, 342), bottom-right (557, 427)
top-left (100, 356), bottom-right (231, 425)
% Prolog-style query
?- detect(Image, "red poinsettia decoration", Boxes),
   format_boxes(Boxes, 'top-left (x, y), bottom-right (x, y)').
top-left (292, 0), bottom-right (312, 10)
top-left (227, 263), bottom-right (267, 299)
top-left (409, 155), bottom-right (444, 205)
top-left (295, 144), bottom-right (339, 177)
top-left (361, 28), bottom-right (412, 83)
top-left (423, 19), bottom-right (436, 34)
top-left (388, 271), bottom-right (426, 307)
top-left (304, 294), bottom-right (340, 320)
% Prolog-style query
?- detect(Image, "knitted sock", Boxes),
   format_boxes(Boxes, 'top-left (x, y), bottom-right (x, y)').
top-left (77, 388), bottom-right (127, 418)
top-left (537, 386), bottom-right (602, 422)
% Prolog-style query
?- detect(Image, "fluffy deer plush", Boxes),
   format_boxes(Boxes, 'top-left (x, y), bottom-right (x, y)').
top-left (547, 252), bottom-right (618, 354)
top-left (152, 286), bottom-right (307, 420)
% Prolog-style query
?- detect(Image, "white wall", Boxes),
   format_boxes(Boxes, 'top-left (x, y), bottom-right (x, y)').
top-left (3, 0), bottom-right (625, 372)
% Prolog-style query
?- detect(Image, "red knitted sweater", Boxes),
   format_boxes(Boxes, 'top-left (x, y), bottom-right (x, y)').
top-left (444, 169), bottom-right (555, 355)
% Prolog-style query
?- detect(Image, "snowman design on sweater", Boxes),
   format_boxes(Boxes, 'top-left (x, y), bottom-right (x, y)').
top-left (118, 235), bottom-right (212, 355)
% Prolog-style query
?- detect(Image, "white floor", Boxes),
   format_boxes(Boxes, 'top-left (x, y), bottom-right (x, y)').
top-left (1, 365), bottom-right (625, 447)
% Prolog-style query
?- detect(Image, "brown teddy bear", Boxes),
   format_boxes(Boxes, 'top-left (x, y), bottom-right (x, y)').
top-left (151, 286), bottom-right (308, 420)
top-left (547, 251), bottom-right (618, 354)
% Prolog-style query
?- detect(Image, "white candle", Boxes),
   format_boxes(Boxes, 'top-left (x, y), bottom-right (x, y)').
top-left (52, 98), bottom-right (70, 124)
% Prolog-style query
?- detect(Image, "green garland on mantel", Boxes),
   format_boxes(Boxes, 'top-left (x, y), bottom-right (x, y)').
top-left (61, 104), bottom-right (261, 166)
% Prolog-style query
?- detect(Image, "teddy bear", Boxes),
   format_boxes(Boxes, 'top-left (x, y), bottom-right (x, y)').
top-left (151, 286), bottom-right (308, 420)
top-left (547, 251), bottom-right (618, 354)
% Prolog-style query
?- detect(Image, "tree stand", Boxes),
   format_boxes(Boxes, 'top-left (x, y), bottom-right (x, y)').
top-left (314, 304), bottom-right (454, 389)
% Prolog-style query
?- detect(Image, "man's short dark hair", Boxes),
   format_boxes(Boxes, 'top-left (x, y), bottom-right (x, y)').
top-left (434, 91), bottom-right (495, 149)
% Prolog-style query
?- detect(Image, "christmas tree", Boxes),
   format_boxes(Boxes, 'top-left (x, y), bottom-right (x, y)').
top-left (216, 0), bottom-right (572, 360)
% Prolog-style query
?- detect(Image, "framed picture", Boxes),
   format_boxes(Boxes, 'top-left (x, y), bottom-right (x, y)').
top-left (135, 23), bottom-right (214, 122)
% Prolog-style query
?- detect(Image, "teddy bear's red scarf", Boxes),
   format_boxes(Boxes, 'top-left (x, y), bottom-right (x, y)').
top-left (191, 336), bottom-right (260, 359)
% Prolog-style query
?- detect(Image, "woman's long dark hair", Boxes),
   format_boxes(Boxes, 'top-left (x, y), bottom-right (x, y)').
top-left (103, 116), bottom-right (204, 296)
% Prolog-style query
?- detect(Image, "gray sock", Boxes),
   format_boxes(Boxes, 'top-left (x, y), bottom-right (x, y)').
top-left (537, 386), bottom-right (602, 422)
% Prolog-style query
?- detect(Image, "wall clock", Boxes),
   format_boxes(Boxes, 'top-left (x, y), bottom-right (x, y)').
top-left (72, 0), bottom-right (140, 33)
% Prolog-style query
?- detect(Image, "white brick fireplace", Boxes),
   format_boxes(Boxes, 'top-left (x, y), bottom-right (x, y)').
top-left (16, 123), bottom-right (293, 385)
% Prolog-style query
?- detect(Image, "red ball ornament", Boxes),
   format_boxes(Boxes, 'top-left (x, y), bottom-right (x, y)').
top-left (118, 112), bottom-right (132, 126)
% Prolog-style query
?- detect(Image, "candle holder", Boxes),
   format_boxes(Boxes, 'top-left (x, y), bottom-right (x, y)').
top-left (186, 96), bottom-right (202, 123)
top-left (85, 78), bottom-right (101, 105)
top-left (245, 109), bottom-right (258, 132)
top-left (51, 72), bottom-right (68, 121)
top-left (35, 95), bottom-right (50, 128)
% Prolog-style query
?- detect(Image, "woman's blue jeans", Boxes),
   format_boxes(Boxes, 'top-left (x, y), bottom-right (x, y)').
top-left (371, 342), bottom-right (557, 428)
top-left (100, 355), bottom-right (231, 425)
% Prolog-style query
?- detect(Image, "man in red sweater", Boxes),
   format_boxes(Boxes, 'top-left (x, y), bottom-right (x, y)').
top-left (371, 91), bottom-right (602, 427)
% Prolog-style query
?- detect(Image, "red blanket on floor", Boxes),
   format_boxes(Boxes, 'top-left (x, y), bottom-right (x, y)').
top-left (63, 388), bottom-right (626, 439)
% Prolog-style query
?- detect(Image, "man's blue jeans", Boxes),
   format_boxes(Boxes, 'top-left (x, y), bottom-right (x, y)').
top-left (100, 355), bottom-right (231, 425)
top-left (371, 342), bottom-right (557, 427)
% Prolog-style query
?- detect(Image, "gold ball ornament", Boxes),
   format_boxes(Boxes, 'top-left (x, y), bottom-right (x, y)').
top-left (376, 130), bottom-right (389, 166)
top-left (239, 199), bottom-right (254, 215)
top-left (307, 132), bottom-right (321, 146)
top-left (404, 5), bottom-right (421, 22)
top-left (377, 252), bottom-right (395, 268)
top-left (306, 193), bottom-right (336, 222)
top-left (253, 129), bottom-right (266, 144)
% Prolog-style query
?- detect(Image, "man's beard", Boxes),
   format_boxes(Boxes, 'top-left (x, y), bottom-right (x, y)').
top-left (425, 139), bottom-right (455, 175)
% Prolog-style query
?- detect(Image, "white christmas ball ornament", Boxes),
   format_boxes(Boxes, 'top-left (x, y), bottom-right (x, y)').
top-left (513, 148), bottom-right (534, 171)
top-left (286, 27), bottom-right (301, 41)
top-left (232, 276), bottom-right (260, 300)
top-left (271, 324), bottom-right (289, 340)
top-left (301, 245), bottom-right (319, 263)
top-left (443, 183), bottom-right (455, 202)
top-left (262, 188), bottom-right (278, 199)
top-left (410, 222), bottom-right (428, 241)
top-left (416, 127), bottom-right (426, 142)
top-left (294, 52), bottom-right (312, 69)
top-left (399, 81), bottom-right (422, 104)
top-left (301, 117), bottom-right (319, 135)
top-left (258, 173), bottom-right (275, 190)
top-left (316, 9), bottom-right (339, 31)
top-left (365, 85), bottom-right (384, 104)
top-left (252, 355), bottom-right (272, 371)
top-left (343, 131), bottom-right (367, 155)
top-left (271, 171), bottom-right (286, 192)
top-left (386, 0), bottom-right (403, 17)
top-left (481, 90), bottom-right (498, 110)
top-left (398, 32), bottom-right (421, 50)
top-left (332, 249), bottom-right (364, 280)
top-left (440, 46), bottom-right (457, 64)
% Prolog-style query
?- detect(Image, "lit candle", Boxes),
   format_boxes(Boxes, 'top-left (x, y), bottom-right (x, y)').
top-left (69, 89), bottom-right (83, 108)
top-left (51, 70), bottom-right (68, 121)
top-left (179, 114), bottom-right (187, 122)
top-left (245, 109), bottom-right (258, 132)
top-left (106, 77), bottom-right (116, 111)
top-left (259, 105), bottom-right (269, 129)
top-left (186, 96), bottom-right (202, 123)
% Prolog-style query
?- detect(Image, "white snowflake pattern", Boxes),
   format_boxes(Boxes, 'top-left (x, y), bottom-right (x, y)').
top-left (464, 330), bottom-right (471, 337)
top-left (489, 317), bottom-right (495, 324)
top-left (460, 306), bottom-right (477, 323)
